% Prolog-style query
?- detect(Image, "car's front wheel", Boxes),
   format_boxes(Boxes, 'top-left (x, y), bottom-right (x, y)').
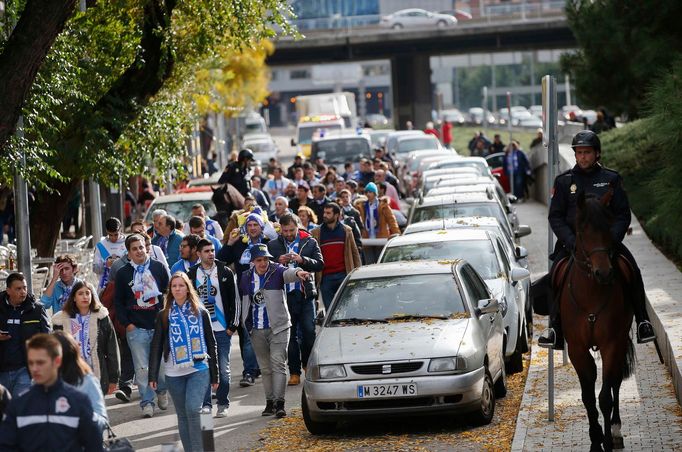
top-left (302, 389), bottom-right (336, 435)
top-left (472, 367), bottom-right (496, 425)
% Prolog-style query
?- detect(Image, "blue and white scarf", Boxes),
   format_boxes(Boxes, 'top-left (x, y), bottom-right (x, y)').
top-left (364, 200), bottom-right (379, 239)
top-left (251, 271), bottom-right (270, 329)
top-left (239, 238), bottom-right (263, 265)
top-left (58, 279), bottom-right (77, 311)
top-left (285, 235), bottom-right (301, 293)
top-left (132, 259), bottom-right (161, 307)
top-left (71, 313), bottom-right (92, 367)
top-left (168, 301), bottom-right (207, 367)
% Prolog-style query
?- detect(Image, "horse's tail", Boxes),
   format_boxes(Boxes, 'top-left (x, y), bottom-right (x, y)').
top-left (622, 336), bottom-right (636, 380)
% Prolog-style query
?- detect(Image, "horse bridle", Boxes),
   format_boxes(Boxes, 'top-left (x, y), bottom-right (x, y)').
top-left (570, 230), bottom-right (614, 275)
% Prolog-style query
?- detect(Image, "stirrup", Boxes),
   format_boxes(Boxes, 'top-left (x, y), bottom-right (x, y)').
top-left (538, 328), bottom-right (556, 348)
top-left (637, 321), bottom-right (656, 344)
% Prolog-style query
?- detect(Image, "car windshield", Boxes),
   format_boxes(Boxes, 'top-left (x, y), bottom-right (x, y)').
top-left (244, 141), bottom-right (275, 154)
top-left (329, 274), bottom-right (467, 323)
top-left (382, 240), bottom-right (500, 279)
top-left (396, 137), bottom-right (439, 154)
top-left (245, 123), bottom-right (264, 133)
top-left (298, 125), bottom-right (343, 144)
top-left (312, 138), bottom-right (371, 164)
top-left (369, 132), bottom-right (390, 147)
top-left (413, 203), bottom-right (507, 229)
top-left (147, 200), bottom-right (216, 223)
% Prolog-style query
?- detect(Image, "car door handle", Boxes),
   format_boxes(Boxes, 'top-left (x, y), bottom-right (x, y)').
top-left (489, 315), bottom-right (495, 323)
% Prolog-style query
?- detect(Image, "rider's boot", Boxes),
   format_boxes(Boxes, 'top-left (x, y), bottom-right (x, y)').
top-left (538, 313), bottom-right (564, 350)
top-left (631, 271), bottom-right (656, 344)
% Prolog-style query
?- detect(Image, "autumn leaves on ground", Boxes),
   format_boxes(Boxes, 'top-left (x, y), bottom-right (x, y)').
top-left (255, 354), bottom-right (530, 452)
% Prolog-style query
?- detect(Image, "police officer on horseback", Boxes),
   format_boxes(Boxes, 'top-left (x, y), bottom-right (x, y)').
top-left (218, 148), bottom-right (254, 196)
top-left (538, 130), bottom-right (656, 349)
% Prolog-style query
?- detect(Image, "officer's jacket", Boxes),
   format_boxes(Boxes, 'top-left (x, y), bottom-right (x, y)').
top-left (0, 379), bottom-right (102, 451)
top-left (548, 164), bottom-right (631, 251)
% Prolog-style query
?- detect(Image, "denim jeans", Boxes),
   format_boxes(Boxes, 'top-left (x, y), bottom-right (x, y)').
top-left (0, 367), bottom-right (31, 398)
top-left (286, 291), bottom-right (316, 375)
top-left (320, 271), bottom-right (346, 311)
top-left (250, 328), bottom-right (289, 402)
top-left (238, 325), bottom-right (259, 377)
top-left (166, 369), bottom-right (209, 452)
top-left (126, 327), bottom-right (166, 408)
top-left (203, 330), bottom-right (231, 408)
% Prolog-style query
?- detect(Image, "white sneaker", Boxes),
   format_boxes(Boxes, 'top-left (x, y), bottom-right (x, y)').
top-left (157, 392), bottom-right (169, 410)
top-left (216, 405), bottom-right (228, 418)
top-left (200, 406), bottom-right (211, 414)
top-left (142, 404), bottom-right (154, 418)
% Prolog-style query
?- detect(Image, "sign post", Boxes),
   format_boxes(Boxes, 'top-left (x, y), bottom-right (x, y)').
top-left (542, 75), bottom-right (558, 422)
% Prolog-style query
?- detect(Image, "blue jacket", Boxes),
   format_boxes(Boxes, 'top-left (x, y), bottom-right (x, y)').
top-left (40, 278), bottom-right (82, 313)
top-left (152, 230), bottom-right (184, 268)
top-left (0, 378), bottom-right (102, 451)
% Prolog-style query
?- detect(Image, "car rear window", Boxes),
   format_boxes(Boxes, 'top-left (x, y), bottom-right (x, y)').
top-left (312, 138), bottom-right (371, 164)
top-left (413, 202), bottom-right (506, 227)
top-left (146, 200), bottom-right (216, 223)
top-left (330, 274), bottom-right (466, 322)
top-left (381, 240), bottom-right (500, 279)
top-left (396, 137), bottom-right (440, 154)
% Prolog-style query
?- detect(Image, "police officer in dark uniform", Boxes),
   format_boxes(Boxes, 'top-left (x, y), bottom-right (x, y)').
top-left (538, 130), bottom-right (655, 349)
top-left (218, 148), bottom-right (254, 196)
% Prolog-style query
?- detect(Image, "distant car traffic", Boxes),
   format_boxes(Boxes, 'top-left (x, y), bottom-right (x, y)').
top-left (310, 133), bottom-right (372, 165)
top-left (242, 133), bottom-right (279, 165)
top-left (144, 191), bottom-right (216, 224)
top-left (467, 107), bottom-right (496, 126)
top-left (302, 260), bottom-right (505, 434)
top-left (440, 108), bottom-right (466, 125)
top-left (439, 9), bottom-right (473, 21)
top-left (380, 8), bottom-right (457, 30)
top-left (364, 113), bottom-right (390, 129)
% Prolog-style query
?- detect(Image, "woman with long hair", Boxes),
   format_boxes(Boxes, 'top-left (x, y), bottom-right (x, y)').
top-left (52, 331), bottom-right (109, 433)
top-left (149, 272), bottom-right (218, 452)
top-left (297, 206), bottom-right (318, 232)
top-left (52, 280), bottom-right (120, 396)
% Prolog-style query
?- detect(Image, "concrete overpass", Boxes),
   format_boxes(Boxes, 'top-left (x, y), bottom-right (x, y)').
top-left (269, 17), bottom-right (575, 128)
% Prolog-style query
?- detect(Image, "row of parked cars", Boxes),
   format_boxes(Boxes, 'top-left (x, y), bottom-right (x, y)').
top-left (441, 104), bottom-right (600, 128)
top-left (301, 131), bottom-right (533, 434)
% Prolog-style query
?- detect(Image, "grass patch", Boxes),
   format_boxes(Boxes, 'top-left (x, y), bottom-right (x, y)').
top-left (449, 126), bottom-right (539, 156)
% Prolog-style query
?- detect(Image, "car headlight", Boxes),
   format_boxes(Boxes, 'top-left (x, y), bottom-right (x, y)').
top-left (318, 364), bottom-right (347, 380)
top-left (428, 357), bottom-right (468, 373)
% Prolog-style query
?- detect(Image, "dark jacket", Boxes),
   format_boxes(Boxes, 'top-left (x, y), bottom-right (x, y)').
top-left (148, 307), bottom-right (218, 385)
top-left (0, 293), bottom-right (50, 372)
top-left (343, 216), bottom-right (363, 252)
top-left (548, 164), bottom-right (630, 255)
top-left (342, 205), bottom-right (364, 232)
top-left (218, 161), bottom-right (250, 196)
top-left (113, 259), bottom-right (170, 330)
top-left (52, 307), bottom-right (120, 395)
top-left (187, 261), bottom-right (240, 333)
top-left (309, 197), bottom-right (331, 225)
top-left (0, 378), bottom-right (102, 452)
top-left (217, 237), bottom-right (271, 286)
top-left (0, 383), bottom-right (10, 417)
top-left (267, 230), bottom-right (325, 298)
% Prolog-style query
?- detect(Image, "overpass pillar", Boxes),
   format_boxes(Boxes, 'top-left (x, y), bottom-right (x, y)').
top-left (391, 54), bottom-right (432, 130)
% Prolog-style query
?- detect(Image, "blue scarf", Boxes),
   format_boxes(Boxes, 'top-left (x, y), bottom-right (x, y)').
top-left (156, 234), bottom-right (169, 254)
top-left (168, 301), bottom-right (207, 367)
top-left (71, 313), bottom-right (92, 367)
top-left (240, 237), bottom-right (262, 265)
top-left (364, 199), bottom-right (379, 238)
top-left (58, 279), bottom-right (77, 310)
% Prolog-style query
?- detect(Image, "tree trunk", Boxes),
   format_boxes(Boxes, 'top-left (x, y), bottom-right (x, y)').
top-left (30, 178), bottom-right (80, 257)
top-left (0, 0), bottom-right (76, 152)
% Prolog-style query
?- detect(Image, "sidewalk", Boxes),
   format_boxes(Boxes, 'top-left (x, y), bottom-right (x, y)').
top-left (511, 200), bottom-right (682, 451)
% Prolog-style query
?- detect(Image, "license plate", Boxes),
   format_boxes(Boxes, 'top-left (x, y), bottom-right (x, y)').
top-left (357, 383), bottom-right (417, 399)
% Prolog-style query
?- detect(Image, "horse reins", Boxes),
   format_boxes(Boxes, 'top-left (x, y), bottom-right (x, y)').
top-left (567, 231), bottom-right (614, 351)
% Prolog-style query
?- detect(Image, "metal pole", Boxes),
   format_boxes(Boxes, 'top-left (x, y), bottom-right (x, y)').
top-left (80, 180), bottom-right (87, 236)
top-left (119, 176), bottom-right (125, 228)
top-left (89, 180), bottom-right (103, 240)
top-left (564, 74), bottom-right (571, 106)
top-left (506, 91), bottom-right (514, 195)
top-left (13, 117), bottom-right (32, 291)
top-left (482, 86), bottom-right (488, 130)
top-left (542, 74), bottom-right (558, 422)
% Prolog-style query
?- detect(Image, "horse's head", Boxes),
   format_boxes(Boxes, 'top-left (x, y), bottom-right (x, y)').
top-left (575, 188), bottom-right (615, 284)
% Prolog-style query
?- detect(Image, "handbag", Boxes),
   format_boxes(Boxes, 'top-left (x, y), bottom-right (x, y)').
top-left (104, 423), bottom-right (135, 452)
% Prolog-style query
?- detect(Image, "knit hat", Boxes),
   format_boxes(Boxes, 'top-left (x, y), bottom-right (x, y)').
top-left (365, 182), bottom-right (378, 195)
top-left (245, 213), bottom-right (264, 228)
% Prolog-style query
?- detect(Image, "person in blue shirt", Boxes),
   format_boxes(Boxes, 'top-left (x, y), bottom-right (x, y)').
top-left (170, 234), bottom-right (201, 275)
top-left (187, 216), bottom-right (222, 254)
top-left (151, 214), bottom-right (184, 268)
top-left (41, 254), bottom-right (81, 314)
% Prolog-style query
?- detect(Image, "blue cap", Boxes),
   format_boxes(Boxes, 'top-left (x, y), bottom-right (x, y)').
top-left (365, 182), bottom-right (378, 194)
top-left (250, 243), bottom-right (273, 261)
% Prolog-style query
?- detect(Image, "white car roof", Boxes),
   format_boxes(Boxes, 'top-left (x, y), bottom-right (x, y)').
top-left (404, 216), bottom-right (502, 234)
top-left (188, 173), bottom-right (221, 187)
top-left (386, 228), bottom-right (490, 247)
top-left (348, 260), bottom-right (457, 280)
top-left (418, 192), bottom-right (496, 206)
top-left (151, 192), bottom-right (214, 203)
top-left (432, 175), bottom-right (495, 187)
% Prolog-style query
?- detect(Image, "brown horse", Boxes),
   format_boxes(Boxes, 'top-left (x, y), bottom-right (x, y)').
top-left (559, 189), bottom-right (635, 452)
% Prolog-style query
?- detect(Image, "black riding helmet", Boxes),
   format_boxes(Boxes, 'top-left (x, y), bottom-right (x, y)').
top-left (238, 148), bottom-right (254, 162)
top-left (571, 130), bottom-right (601, 152)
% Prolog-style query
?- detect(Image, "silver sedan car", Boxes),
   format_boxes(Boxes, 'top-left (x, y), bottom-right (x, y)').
top-left (302, 261), bottom-right (505, 434)
top-left (380, 8), bottom-right (458, 30)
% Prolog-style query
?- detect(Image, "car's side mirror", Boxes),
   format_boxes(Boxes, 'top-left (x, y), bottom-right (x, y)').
top-left (291, 138), bottom-right (296, 147)
top-left (515, 225), bottom-right (532, 238)
top-left (507, 194), bottom-right (518, 204)
top-left (515, 246), bottom-right (529, 260)
top-left (475, 298), bottom-right (499, 316)
top-left (510, 267), bottom-right (531, 282)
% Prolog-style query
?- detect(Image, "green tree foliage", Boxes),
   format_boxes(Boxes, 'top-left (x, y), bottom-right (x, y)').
top-left (601, 58), bottom-right (682, 263)
top-left (561, 0), bottom-right (682, 119)
top-left (0, 0), bottom-right (296, 254)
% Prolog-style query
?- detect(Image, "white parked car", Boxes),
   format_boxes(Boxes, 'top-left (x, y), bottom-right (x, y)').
top-left (302, 260), bottom-right (504, 434)
top-left (378, 229), bottom-right (531, 373)
top-left (242, 133), bottom-right (279, 166)
top-left (380, 8), bottom-right (457, 30)
top-left (144, 192), bottom-right (216, 224)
